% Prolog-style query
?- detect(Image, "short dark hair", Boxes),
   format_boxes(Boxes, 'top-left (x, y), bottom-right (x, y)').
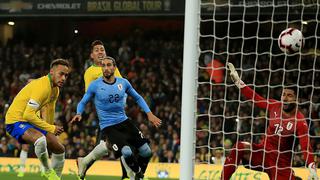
top-left (50, 59), bottom-right (70, 69)
top-left (104, 56), bottom-right (117, 66)
top-left (91, 40), bottom-right (104, 52)
top-left (283, 84), bottom-right (298, 97)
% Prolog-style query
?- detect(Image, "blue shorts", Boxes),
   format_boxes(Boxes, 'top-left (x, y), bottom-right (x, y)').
top-left (6, 122), bottom-right (48, 144)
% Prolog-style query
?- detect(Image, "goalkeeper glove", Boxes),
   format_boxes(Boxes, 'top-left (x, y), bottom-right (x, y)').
top-left (227, 63), bottom-right (245, 88)
top-left (308, 162), bottom-right (319, 180)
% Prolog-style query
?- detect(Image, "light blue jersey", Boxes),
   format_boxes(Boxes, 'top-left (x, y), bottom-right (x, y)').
top-left (77, 77), bottom-right (151, 129)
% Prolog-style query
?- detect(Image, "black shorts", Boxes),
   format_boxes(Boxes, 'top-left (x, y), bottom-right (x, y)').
top-left (101, 119), bottom-right (149, 158)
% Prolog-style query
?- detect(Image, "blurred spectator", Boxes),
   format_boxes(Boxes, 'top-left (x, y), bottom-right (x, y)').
top-left (211, 148), bottom-right (226, 165)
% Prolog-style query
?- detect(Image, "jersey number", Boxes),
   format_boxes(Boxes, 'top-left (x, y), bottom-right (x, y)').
top-left (139, 131), bottom-right (144, 139)
top-left (112, 144), bottom-right (119, 151)
top-left (274, 124), bottom-right (283, 135)
top-left (109, 94), bottom-right (120, 103)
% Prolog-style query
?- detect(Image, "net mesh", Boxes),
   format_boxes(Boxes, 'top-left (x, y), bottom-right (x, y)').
top-left (196, 0), bottom-right (320, 179)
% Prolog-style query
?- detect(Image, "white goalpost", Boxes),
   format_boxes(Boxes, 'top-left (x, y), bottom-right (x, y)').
top-left (181, 0), bottom-right (319, 179)
top-left (180, 0), bottom-right (200, 179)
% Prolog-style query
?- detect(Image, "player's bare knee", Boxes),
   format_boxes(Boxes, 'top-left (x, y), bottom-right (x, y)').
top-left (56, 143), bottom-right (65, 154)
top-left (51, 143), bottom-right (65, 154)
top-left (138, 143), bottom-right (152, 158)
top-left (121, 146), bottom-right (133, 158)
top-left (23, 128), bottom-right (45, 144)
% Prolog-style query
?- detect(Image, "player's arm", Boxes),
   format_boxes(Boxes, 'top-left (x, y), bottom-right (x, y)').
top-left (71, 82), bottom-right (95, 123)
top-left (125, 79), bottom-right (161, 127)
top-left (114, 67), bottom-right (122, 78)
top-left (23, 84), bottom-right (56, 134)
top-left (296, 119), bottom-right (318, 179)
top-left (227, 63), bottom-right (276, 109)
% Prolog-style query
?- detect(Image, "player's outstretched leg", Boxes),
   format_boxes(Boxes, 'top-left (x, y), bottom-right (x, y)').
top-left (221, 141), bottom-right (250, 180)
top-left (77, 140), bottom-right (108, 179)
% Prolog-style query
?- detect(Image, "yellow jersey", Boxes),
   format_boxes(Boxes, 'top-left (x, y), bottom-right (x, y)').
top-left (5, 75), bottom-right (59, 133)
top-left (84, 64), bottom-right (122, 91)
top-left (40, 103), bottom-right (56, 125)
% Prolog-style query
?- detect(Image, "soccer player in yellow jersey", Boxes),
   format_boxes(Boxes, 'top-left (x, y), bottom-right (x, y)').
top-left (84, 40), bottom-right (122, 91)
top-left (5, 59), bottom-right (70, 180)
top-left (77, 40), bottom-right (130, 180)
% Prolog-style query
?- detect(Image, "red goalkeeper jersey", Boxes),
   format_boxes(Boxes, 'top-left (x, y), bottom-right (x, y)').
top-left (241, 86), bottom-right (314, 167)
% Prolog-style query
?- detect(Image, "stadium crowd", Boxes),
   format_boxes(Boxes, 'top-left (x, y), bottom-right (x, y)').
top-left (0, 30), bottom-right (319, 169)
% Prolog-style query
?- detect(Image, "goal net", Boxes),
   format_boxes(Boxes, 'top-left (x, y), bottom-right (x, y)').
top-left (195, 0), bottom-right (320, 179)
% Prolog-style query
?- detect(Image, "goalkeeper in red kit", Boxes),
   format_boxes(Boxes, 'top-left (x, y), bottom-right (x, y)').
top-left (221, 63), bottom-right (318, 180)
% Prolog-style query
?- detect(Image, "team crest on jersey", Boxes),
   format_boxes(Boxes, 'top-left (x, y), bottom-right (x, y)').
top-left (19, 124), bottom-right (25, 129)
top-left (118, 84), bottom-right (123, 91)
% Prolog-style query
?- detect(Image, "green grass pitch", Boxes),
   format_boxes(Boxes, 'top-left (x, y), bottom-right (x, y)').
top-left (0, 172), bottom-right (178, 180)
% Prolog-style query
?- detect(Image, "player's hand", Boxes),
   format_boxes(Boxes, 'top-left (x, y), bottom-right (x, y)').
top-left (54, 126), bottom-right (64, 136)
top-left (227, 63), bottom-right (239, 82)
top-left (227, 63), bottom-right (245, 88)
top-left (308, 162), bottom-right (319, 180)
top-left (70, 114), bottom-right (82, 123)
top-left (147, 112), bottom-right (162, 128)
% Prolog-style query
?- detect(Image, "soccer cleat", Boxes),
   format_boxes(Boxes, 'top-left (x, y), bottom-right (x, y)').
top-left (76, 157), bottom-right (88, 180)
top-left (120, 156), bottom-right (135, 179)
top-left (39, 165), bottom-right (46, 177)
top-left (40, 171), bottom-right (46, 177)
top-left (123, 178), bottom-right (130, 180)
top-left (77, 176), bottom-right (86, 180)
top-left (17, 171), bottom-right (24, 177)
top-left (134, 170), bottom-right (144, 180)
top-left (44, 169), bottom-right (60, 180)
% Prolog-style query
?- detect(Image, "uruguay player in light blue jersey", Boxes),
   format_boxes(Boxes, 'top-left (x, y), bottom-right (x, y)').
top-left (71, 56), bottom-right (161, 180)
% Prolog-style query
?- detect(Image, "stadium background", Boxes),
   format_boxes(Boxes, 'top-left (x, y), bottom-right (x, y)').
top-left (0, 0), bottom-right (319, 179)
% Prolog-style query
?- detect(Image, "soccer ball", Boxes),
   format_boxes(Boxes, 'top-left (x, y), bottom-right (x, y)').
top-left (278, 28), bottom-right (304, 53)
